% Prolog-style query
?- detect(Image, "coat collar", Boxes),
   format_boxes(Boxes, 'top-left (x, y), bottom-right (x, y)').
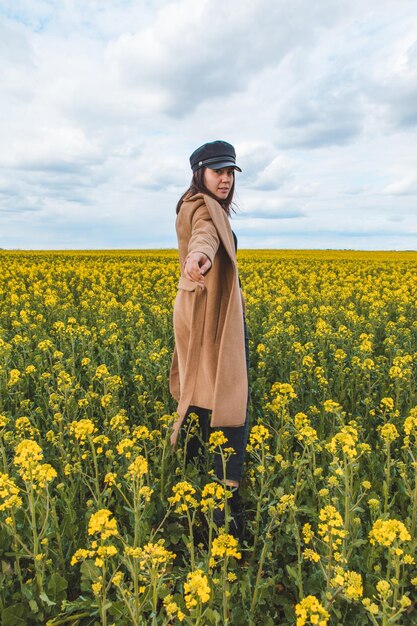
top-left (188, 193), bottom-right (236, 268)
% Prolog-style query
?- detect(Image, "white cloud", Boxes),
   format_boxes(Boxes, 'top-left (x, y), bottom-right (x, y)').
top-left (384, 176), bottom-right (417, 196)
top-left (0, 0), bottom-right (417, 249)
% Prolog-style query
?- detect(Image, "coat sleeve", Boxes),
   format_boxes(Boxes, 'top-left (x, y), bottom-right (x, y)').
top-left (187, 202), bottom-right (220, 264)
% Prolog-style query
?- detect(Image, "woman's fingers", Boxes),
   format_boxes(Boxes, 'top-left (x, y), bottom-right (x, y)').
top-left (184, 253), bottom-right (206, 283)
top-left (199, 256), bottom-right (212, 275)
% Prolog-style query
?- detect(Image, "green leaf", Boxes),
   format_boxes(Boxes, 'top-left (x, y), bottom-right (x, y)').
top-left (39, 591), bottom-right (56, 606)
top-left (29, 599), bottom-right (39, 614)
top-left (1, 603), bottom-right (26, 626)
top-left (47, 573), bottom-right (68, 603)
top-left (204, 607), bottom-right (222, 625)
top-left (80, 559), bottom-right (101, 593)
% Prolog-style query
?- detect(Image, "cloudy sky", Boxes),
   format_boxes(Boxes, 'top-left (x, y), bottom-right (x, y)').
top-left (1, 0), bottom-right (416, 250)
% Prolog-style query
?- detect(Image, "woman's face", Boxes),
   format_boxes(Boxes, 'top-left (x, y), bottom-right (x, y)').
top-left (203, 167), bottom-right (235, 201)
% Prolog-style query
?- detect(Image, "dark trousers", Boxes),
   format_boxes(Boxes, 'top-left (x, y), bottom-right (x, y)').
top-left (180, 317), bottom-right (250, 483)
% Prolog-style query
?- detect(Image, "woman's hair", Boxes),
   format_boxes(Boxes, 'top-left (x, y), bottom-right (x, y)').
top-left (176, 167), bottom-right (236, 215)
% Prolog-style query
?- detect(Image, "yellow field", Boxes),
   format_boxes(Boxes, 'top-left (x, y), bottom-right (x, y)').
top-left (0, 249), bottom-right (416, 625)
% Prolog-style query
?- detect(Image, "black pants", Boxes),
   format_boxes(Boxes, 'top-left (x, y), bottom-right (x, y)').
top-left (180, 317), bottom-right (250, 483)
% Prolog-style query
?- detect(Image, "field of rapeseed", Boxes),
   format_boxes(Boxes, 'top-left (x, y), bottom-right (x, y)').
top-left (0, 248), bottom-right (416, 625)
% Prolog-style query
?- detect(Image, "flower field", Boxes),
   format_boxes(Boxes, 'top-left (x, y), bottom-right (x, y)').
top-left (0, 248), bottom-right (416, 625)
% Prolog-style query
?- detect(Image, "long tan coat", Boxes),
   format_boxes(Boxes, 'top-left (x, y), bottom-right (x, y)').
top-left (169, 193), bottom-right (248, 445)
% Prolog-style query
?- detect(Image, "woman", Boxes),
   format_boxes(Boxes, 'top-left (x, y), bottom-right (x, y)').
top-left (169, 140), bottom-right (250, 539)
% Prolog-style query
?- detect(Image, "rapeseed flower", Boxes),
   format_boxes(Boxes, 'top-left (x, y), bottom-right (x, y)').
top-left (184, 569), bottom-right (210, 609)
top-left (69, 419), bottom-right (97, 443)
top-left (295, 595), bottom-right (329, 626)
top-left (125, 455), bottom-right (148, 479)
top-left (200, 482), bottom-right (229, 512)
top-left (317, 505), bottom-right (347, 547)
top-left (327, 425), bottom-right (358, 459)
top-left (88, 509), bottom-right (118, 539)
top-left (211, 533), bottom-right (241, 563)
top-left (247, 424), bottom-right (271, 450)
top-left (168, 481), bottom-right (198, 513)
top-left (379, 423), bottom-right (399, 443)
top-left (124, 540), bottom-right (175, 571)
top-left (369, 519), bottom-right (411, 547)
top-left (209, 431), bottom-right (228, 449)
top-left (0, 473), bottom-right (22, 511)
top-left (163, 594), bottom-right (185, 622)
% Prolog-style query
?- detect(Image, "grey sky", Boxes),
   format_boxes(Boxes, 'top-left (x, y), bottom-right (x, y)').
top-left (1, 0), bottom-right (416, 249)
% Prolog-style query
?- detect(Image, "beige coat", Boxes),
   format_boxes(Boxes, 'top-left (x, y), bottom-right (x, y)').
top-left (169, 193), bottom-right (248, 445)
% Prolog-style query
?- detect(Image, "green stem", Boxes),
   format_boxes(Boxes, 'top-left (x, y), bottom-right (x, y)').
top-left (222, 557), bottom-right (229, 625)
top-left (411, 451), bottom-right (417, 537)
top-left (27, 481), bottom-right (43, 592)
top-left (384, 444), bottom-right (391, 515)
top-left (88, 437), bottom-right (101, 505)
top-left (344, 455), bottom-right (350, 538)
top-left (100, 562), bottom-right (108, 626)
top-left (250, 526), bottom-right (271, 616)
top-left (292, 510), bottom-right (304, 599)
top-left (186, 508), bottom-right (195, 569)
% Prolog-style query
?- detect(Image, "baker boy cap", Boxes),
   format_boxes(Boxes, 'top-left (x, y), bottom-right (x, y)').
top-left (189, 140), bottom-right (242, 173)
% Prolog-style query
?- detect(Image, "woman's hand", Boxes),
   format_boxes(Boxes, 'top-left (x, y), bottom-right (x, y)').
top-left (184, 252), bottom-right (212, 285)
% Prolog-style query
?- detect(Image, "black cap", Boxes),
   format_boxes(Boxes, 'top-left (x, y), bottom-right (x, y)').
top-left (189, 140), bottom-right (242, 173)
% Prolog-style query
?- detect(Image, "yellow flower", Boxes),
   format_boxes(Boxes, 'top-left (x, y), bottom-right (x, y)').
top-left (200, 482), bottom-right (229, 512)
top-left (330, 568), bottom-right (363, 600)
top-left (302, 523), bottom-right (314, 545)
top-left (379, 423), bottom-right (399, 443)
top-left (369, 519), bottom-right (411, 547)
top-left (139, 486), bottom-right (154, 501)
top-left (400, 596), bottom-right (411, 608)
top-left (211, 533), bottom-right (241, 562)
top-left (32, 463), bottom-right (57, 489)
top-left (112, 571), bottom-right (123, 586)
top-left (91, 579), bottom-right (102, 595)
top-left (104, 472), bottom-right (117, 486)
top-left (323, 399), bottom-right (342, 414)
top-left (0, 414), bottom-right (10, 429)
top-left (0, 473), bottom-right (22, 511)
top-left (380, 397), bottom-right (394, 412)
top-left (327, 425), bottom-right (358, 459)
top-left (303, 549), bottom-right (321, 563)
top-left (184, 569), bottom-right (210, 609)
top-left (168, 481), bottom-right (198, 513)
top-left (163, 594), bottom-right (185, 622)
top-left (71, 548), bottom-right (90, 566)
top-left (88, 509), bottom-right (118, 540)
top-left (209, 431), bottom-right (228, 449)
top-left (295, 595), bottom-right (330, 626)
top-left (276, 494), bottom-right (296, 514)
top-left (124, 540), bottom-right (175, 572)
top-left (125, 455), bottom-right (148, 479)
top-left (294, 412), bottom-right (318, 445)
top-left (14, 439), bottom-right (43, 470)
top-left (317, 506), bottom-right (347, 547)
top-left (116, 438), bottom-right (135, 457)
top-left (248, 424), bottom-right (271, 450)
top-left (376, 580), bottom-right (391, 598)
top-left (7, 369), bottom-right (21, 387)
top-left (362, 598), bottom-right (379, 615)
top-left (69, 419), bottom-right (97, 443)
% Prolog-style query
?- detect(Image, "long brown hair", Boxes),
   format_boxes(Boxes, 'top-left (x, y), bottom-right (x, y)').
top-left (176, 167), bottom-right (236, 215)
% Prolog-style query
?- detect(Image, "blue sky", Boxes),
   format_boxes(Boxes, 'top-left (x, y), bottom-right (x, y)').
top-left (1, 0), bottom-right (416, 250)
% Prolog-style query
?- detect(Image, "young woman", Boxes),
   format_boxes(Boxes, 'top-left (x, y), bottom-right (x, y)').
top-left (169, 140), bottom-right (250, 539)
